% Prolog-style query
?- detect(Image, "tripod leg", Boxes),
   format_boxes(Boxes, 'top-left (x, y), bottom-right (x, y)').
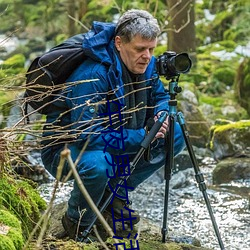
top-left (162, 114), bottom-right (175, 243)
top-left (177, 112), bottom-right (225, 250)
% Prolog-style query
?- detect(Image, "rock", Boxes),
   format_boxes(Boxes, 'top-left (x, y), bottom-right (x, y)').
top-left (170, 168), bottom-right (194, 189)
top-left (179, 100), bottom-right (211, 148)
top-left (209, 119), bottom-right (250, 160)
top-left (213, 157), bottom-right (250, 184)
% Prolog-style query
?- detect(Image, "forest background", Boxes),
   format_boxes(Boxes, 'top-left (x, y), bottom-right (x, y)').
top-left (0, 0), bottom-right (250, 125)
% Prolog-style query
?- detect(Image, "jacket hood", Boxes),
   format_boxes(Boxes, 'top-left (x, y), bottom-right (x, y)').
top-left (82, 21), bottom-right (116, 65)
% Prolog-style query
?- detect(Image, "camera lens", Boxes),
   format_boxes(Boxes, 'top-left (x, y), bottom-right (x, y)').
top-left (174, 53), bottom-right (192, 73)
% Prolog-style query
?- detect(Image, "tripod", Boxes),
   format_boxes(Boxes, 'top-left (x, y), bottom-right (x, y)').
top-left (82, 77), bottom-right (225, 250)
top-left (161, 77), bottom-right (225, 249)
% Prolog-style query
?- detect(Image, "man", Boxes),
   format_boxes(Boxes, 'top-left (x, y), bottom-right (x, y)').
top-left (41, 9), bottom-right (185, 241)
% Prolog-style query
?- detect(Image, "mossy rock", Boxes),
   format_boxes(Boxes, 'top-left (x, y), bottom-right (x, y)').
top-left (209, 120), bottom-right (250, 160)
top-left (0, 174), bottom-right (47, 239)
top-left (0, 209), bottom-right (24, 250)
top-left (199, 92), bottom-right (248, 122)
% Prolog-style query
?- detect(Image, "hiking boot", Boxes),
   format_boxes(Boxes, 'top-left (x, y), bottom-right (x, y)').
top-left (61, 213), bottom-right (99, 242)
top-left (103, 192), bottom-right (140, 225)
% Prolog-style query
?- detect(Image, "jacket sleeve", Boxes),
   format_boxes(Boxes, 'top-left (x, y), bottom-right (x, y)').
top-left (65, 61), bottom-right (146, 155)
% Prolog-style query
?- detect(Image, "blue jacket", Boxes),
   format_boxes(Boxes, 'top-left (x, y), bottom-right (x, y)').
top-left (44, 21), bottom-right (170, 155)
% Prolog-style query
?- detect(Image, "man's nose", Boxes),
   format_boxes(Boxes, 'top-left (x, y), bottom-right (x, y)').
top-left (142, 49), bottom-right (151, 59)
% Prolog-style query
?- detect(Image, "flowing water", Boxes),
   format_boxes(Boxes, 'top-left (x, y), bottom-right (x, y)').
top-left (38, 156), bottom-right (250, 250)
top-left (129, 157), bottom-right (250, 250)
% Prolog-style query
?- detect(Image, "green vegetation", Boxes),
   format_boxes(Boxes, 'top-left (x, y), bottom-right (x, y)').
top-left (209, 120), bottom-right (250, 151)
top-left (0, 0), bottom-right (249, 121)
top-left (0, 209), bottom-right (24, 250)
top-left (0, 174), bottom-right (47, 240)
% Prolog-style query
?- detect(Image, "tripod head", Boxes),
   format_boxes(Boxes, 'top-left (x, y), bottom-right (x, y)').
top-left (168, 76), bottom-right (182, 100)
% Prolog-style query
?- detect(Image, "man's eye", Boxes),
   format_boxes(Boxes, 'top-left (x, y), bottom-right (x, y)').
top-left (136, 48), bottom-right (144, 52)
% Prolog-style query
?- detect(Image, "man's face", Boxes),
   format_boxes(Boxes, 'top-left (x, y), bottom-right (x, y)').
top-left (115, 35), bottom-right (157, 74)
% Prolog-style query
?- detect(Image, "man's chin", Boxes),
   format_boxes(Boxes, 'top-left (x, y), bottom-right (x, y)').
top-left (133, 68), bottom-right (147, 75)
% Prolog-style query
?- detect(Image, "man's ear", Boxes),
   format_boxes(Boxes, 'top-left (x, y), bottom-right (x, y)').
top-left (115, 36), bottom-right (122, 51)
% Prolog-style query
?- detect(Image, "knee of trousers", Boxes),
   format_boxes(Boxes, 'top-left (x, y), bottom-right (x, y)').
top-left (76, 151), bottom-right (116, 182)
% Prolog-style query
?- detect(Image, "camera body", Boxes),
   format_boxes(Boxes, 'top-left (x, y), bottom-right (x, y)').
top-left (156, 51), bottom-right (192, 79)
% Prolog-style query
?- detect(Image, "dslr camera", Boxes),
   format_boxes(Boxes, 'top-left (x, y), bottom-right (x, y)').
top-left (156, 51), bottom-right (192, 79)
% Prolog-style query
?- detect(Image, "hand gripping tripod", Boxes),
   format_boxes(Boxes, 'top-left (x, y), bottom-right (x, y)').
top-left (82, 77), bottom-right (225, 249)
top-left (161, 76), bottom-right (225, 249)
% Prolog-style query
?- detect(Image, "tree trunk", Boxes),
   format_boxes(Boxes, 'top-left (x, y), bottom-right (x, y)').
top-left (167, 0), bottom-right (196, 62)
top-left (78, 0), bottom-right (88, 20)
top-left (67, 0), bottom-right (77, 36)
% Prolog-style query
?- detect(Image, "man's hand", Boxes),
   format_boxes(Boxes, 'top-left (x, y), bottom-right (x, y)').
top-left (154, 111), bottom-right (169, 139)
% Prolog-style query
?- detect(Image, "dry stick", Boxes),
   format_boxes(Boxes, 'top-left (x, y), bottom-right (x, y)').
top-left (93, 225), bottom-right (110, 250)
top-left (22, 154), bottom-right (66, 249)
top-left (62, 148), bottom-right (123, 250)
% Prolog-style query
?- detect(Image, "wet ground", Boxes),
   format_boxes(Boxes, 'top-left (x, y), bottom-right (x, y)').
top-left (38, 157), bottom-right (250, 250)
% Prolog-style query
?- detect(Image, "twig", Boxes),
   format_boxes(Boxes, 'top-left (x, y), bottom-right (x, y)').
top-left (61, 148), bottom-right (123, 250)
top-left (68, 14), bottom-right (89, 31)
top-left (93, 225), bottom-right (110, 250)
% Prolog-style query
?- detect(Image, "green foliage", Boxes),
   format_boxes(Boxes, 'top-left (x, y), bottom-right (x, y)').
top-left (0, 235), bottom-right (16, 250)
top-left (0, 209), bottom-right (24, 250)
top-left (199, 90), bottom-right (248, 121)
top-left (1, 54), bottom-right (25, 69)
top-left (199, 95), bottom-right (224, 107)
top-left (196, 0), bottom-right (250, 47)
top-left (234, 57), bottom-right (250, 115)
top-left (213, 67), bottom-right (235, 86)
top-left (0, 54), bottom-right (26, 84)
top-left (0, 175), bottom-right (47, 239)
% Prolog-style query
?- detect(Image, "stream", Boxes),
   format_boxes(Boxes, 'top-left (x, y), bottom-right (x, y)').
top-left (38, 155), bottom-right (250, 250)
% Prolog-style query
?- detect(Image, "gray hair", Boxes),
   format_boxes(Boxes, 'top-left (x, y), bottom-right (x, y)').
top-left (115, 9), bottom-right (161, 43)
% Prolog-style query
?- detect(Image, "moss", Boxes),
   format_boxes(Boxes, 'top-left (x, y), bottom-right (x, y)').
top-left (7, 228), bottom-right (24, 249)
top-left (1, 54), bottom-right (25, 69)
top-left (199, 95), bottom-right (224, 107)
top-left (213, 67), bottom-right (235, 86)
top-left (0, 209), bottom-right (24, 249)
top-left (0, 54), bottom-right (26, 86)
top-left (0, 174), bottom-right (47, 239)
top-left (0, 235), bottom-right (16, 250)
top-left (213, 120), bottom-right (250, 133)
top-left (209, 120), bottom-right (250, 151)
top-left (0, 209), bottom-right (21, 229)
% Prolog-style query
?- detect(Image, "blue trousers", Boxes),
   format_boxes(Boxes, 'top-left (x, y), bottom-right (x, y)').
top-left (41, 122), bottom-right (185, 226)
